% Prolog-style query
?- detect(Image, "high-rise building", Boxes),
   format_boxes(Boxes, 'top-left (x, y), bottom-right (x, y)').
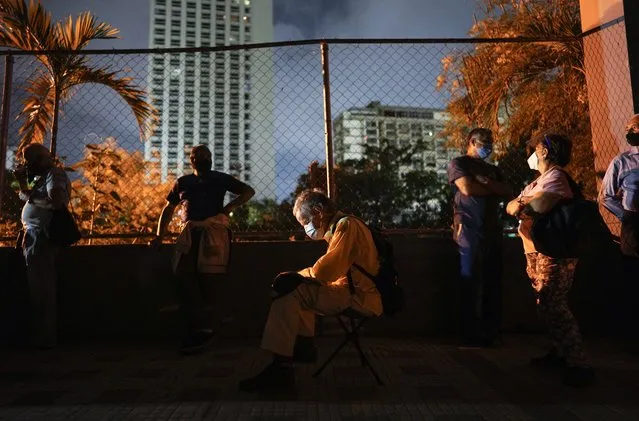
top-left (147, 0), bottom-right (275, 198)
top-left (4, 145), bottom-right (16, 170)
top-left (333, 102), bottom-right (457, 179)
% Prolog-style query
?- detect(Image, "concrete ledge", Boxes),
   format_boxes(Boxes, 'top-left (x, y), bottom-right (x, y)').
top-left (0, 236), bottom-right (624, 340)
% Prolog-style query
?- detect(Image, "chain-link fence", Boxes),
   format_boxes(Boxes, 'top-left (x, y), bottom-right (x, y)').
top-left (0, 20), bottom-right (634, 244)
top-left (582, 17), bottom-right (635, 238)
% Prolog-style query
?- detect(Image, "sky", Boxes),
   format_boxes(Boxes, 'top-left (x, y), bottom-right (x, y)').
top-left (13, 0), bottom-right (477, 199)
top-left (46, 0), bottom-right (476, 46)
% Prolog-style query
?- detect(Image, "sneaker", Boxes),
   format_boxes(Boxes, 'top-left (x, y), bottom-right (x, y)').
top-left (293, 336), bottom-right (317, 363)
top-left (238, 363), bottom-right (295, 392)
top-left (530, 351), bottom-right (566, 369)
top-left (563, 366), bottom-right (595, 387)
top-left (179, 330), bottom-right (215, 355)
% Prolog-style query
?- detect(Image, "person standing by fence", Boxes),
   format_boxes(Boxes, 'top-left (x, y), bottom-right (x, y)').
top-left (447, 128), bottom-right (512, 348)
top-left (14, 143), bottom-right (72, 349)
top-left (506, 134), bottom-right (594, 387)
top-left (150, 144), bottom-right (254, 354)
top-left (600, 114), bottom-right (639, 354)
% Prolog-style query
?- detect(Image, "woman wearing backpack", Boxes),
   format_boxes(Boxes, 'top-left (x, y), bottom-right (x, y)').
top-left (506, 134), bottom-right (594, 387)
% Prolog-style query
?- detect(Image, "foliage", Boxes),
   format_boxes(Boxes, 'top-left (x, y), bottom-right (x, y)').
top-left (293, 138), bottom-right (453, 229)
top-left (229, 198), bottom-right (297, 234)
top-left (70, 138), bottom-right (176, 243)
top-left (437, 0), bottom-right (596, 197)
top-left (0, 0), bottom-right (158, 154)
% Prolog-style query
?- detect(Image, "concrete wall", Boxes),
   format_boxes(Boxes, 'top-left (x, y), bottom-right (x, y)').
top-left (0, 236), bottom-right (624, 341)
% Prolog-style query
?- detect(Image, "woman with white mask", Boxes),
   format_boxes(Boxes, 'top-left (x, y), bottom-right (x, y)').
top-left (506, 134), bottom-right (594, 387)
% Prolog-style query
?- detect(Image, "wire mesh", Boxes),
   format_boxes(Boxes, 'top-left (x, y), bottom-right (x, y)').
top-left (0, 21), bottom-right (634, 243)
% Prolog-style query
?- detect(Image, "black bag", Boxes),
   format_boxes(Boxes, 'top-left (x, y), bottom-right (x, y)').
top-left (531, 170), bottom-right (611, 258)
top-left (48, 206), bottom-right (81, 247)
top-left (348, 219), bottom-right (405, 317)
top-left (271, 271), bottom-right (308, 299)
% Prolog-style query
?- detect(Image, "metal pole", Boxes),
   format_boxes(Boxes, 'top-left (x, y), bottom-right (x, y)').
top-left (321, 42), bottom-right (335, 199)
top-left (0, 54), bottom-right (14, 215)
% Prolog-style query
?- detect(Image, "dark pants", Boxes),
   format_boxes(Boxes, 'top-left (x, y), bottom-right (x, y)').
top-left (175, 230), bottom-right (226, 333)
top-left (22, 229), bottom-right (58, 348)
top-left (621, 212), bottom-right (639, 343)
top-left (458, 236), bottom-right (502, 342)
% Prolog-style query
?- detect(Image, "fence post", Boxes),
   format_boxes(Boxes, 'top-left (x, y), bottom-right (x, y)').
top-left (320, 41), bottom-right (335, 200)
top-left (0, 54), bottom-right (14, 213)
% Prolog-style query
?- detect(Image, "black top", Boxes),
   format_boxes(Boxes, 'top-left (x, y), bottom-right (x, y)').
top-left (447, 155), bottom-right (503, 246)
top-left (166, 171), bottom-right (247, 222)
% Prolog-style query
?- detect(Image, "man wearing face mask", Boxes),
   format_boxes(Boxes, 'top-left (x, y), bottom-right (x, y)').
top-left (151, 144), bottom-right (254, 354)
top-left (13, 143), bottom-right (72, 349)
top-left (447, 128), bottom-right (512, 348)
top-left (600, 114), bottom-right (639, 352)
top-left (239, 190), bottom-right (382, 391)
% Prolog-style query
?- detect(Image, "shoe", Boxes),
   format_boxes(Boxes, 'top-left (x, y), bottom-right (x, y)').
top-left (530, 351), bottom-right (566, 369)
top-left (238, 363), bottom-right (295, 392)
top-left (293, 336), bottom-right (317, 363)
top-left (563, 366), bottom-right (595, 387)
top-left (179, 330), bottom-right (215, 355)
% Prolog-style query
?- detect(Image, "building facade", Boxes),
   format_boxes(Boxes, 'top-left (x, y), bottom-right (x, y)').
top-left (147, 0), bottom-right (275, 198)
top-left (333, 102), bottom-right (457, 178)
top-left (4, 145), bottom-right (16, 170)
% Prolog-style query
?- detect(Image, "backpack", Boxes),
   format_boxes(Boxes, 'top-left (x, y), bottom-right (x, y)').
top-left (49, 206), bottom-right (82, 247)
top-left (344, 216), bottom-right (405, 317)
top-left (531, 170), bottom-right (612, 258)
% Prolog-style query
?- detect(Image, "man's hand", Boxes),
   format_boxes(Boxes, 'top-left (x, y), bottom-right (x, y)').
top-left (12, 165), bottom-right (28, 188)
top-left (148, 236), bottom-right (163, 250)
top-left (213, 213), bottom-right (230, 226)
top-left (475, 175), bottom-right (491, 185)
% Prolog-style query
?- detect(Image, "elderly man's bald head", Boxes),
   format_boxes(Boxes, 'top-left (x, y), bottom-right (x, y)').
top-left (627, 114), bottom-right (639, 131)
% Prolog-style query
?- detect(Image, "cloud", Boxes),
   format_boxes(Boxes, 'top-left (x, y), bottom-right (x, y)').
top-left (273, 0), bottom-right (475, 41)
top-left (274, 23), bottom-right (306, 42)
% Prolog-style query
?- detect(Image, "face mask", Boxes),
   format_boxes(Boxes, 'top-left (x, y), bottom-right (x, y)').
top-left (476, 145), bottom-right (493, 160)
top-left (527, 152), bottom-right (539, 171)
top-left (626, 131), bottom-right (639, 146)
top-left (304, 221), bottom-right (325, 240)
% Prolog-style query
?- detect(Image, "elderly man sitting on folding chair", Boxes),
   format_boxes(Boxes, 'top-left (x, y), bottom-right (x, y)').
top-left (239, 189), bottom-right (383, 392)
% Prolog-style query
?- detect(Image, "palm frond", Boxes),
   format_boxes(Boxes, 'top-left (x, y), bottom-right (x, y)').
top-left (17, 71), bottom-right (55, 153)
top-left (0, 0), bottom-right (56, 51)
top-left (68, 66), bottom-right (159, 140)
top-left (55, 11), bottom-right (119, 51)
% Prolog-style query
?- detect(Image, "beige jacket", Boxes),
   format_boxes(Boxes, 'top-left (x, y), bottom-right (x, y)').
top-left (172, 215), bottom-right (231, 274)
top-left (298, 212), bottom-right (383, 316)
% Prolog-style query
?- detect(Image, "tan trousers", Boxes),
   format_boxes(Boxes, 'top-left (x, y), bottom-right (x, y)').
top-left (261, 282), bottom-right (356, 357)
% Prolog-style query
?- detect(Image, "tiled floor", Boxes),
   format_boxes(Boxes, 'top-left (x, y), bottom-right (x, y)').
top-left (0, 334), bottom-right (637, 420)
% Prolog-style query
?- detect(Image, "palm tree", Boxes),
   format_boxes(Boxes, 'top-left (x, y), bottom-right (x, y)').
top-left (0, 0), bottom-right (157, 155)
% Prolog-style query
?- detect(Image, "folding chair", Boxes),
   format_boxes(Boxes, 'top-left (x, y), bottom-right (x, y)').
top-left (313, 307), bottom-right (384, 385)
